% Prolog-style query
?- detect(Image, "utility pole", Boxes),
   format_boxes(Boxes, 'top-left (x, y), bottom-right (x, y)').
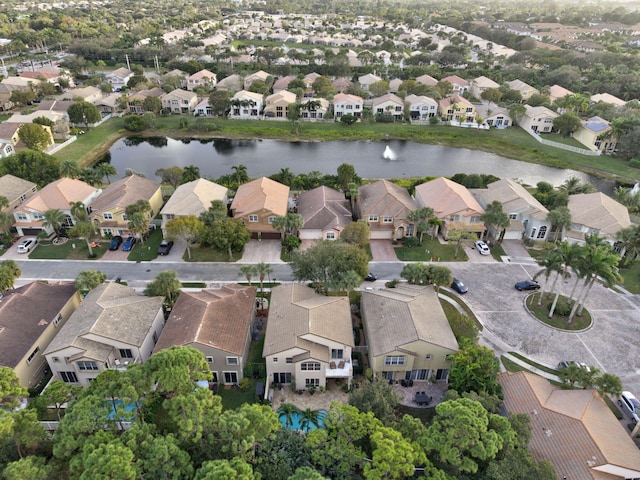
top-left (125, 53), bottom-right (130, 70)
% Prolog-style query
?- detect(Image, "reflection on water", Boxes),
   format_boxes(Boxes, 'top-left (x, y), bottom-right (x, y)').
top-left (107, 137), bottom-right (616, 193)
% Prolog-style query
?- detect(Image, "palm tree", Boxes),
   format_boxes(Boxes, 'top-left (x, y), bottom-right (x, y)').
top-left (42, 208), bottom-right (67, 238)
top-left (480, 200), bottom-right (509, 244)
top-left (276, 167), bottom-right (294, 187)
top-left (595, 372), bottom-right (623, 399)
top-left (277, 403), bottom-right (300, 429)
top-left (69, 201), bottom-right (88, 222)
top-left (271, 213), bottom-right (303, 240)
top-left (298, 407), bottom-right (321, 433)
top-left (255, 262), bottom-right (273, 298)
top-left (546, 206), bottom-right (572, 243)
top-left (347, 182), bottom-right (359, 219)
top-left (68, 220), bottom-right (98, 256)
top-left (60, 159), bottom-right (81, 178)
top-left (407, 207), bottom-right (435, 245)
top-left (616, 224), bottom-right (640, 267)
top-left (95, 162), bottom-right (118, 184)
top-left (79, 167), bottom-right (101, 186)
top-left (182, 165), bottom-right (201, 183)
top-left (127, 212), bottom-right (149, 245)
top-left (238, 265), bottom-right (256, 286)
top-left (231, 164), bottom-right (249, 185)
top-left (534, 249), bottom-right (563, 315)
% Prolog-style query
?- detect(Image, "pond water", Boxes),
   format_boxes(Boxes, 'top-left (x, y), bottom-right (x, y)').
top-left (106, 137), bottom-right (615, 192)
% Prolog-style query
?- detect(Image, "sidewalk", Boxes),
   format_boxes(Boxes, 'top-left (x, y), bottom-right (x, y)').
top-left (501, 353), bottom-right (560, 382)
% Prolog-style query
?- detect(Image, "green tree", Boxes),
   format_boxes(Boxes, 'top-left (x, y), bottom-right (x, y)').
top-left (42, 208), bottom-right (67, 238)
top-left (10, 89), bottom-right (36, 106)
top-left (271, 213), bottom-right (303, 239)
top-left (553, 112), bottom-right (582, 137)
top-left (95, 162), bottom-right (118, 184)
top-left (595, 372), bottom-right (623, 398)
top-left (480, 200), bottom-right (510, 243)
top-left (0, 367), bottom-right (28, 437)
top-left (447, 228), bottom-right (476, 258)
top-left (204, 218), bottom-right (251, 260)
top-left (2, 456), bottom-right (51, 480)
top-left (155, 166), bottom-right (185, 189)
top-left (340, 114), bottom-right (357, 126)
top-left (39, 379), bottom-right (82, 421)
top-left (143, 96), bottom-right (162, 114)
top-left (18, 123), bottom-right (50, 151)
top-left (11, 409), bottom-right (48, 458)
top-left (208, 90), bottom-right (233, 117)
top-left (144, 270), bottom-right (181, 308)
top-left (254, 429), bottom-right (313, 480)
top-left (238, 265), bottom-right (257, 286)
top-left (60, 159), bottom-right (81, 179)
top-left (75, 270), bottom-right (107, 291)
top-left (68, 218), bottom-right (99, 256)
top-left (277, 403), bottom-right (301, 429)
top-left (194, 458), bottom-right (256, 480)
top-left (341, 221), bottom-right (370, 247)
top-left (127, 211), bottom-right (149, 245)
top-left (546, 206), bottom-right (572, 242)
top-left (0, 150), bottom-right (60, 187)
top-left (481, 88), bottom-right (503, 105)
top-left (79, 167), bottom-right (101, 186)
top-left (199, 200), bottom-right (228, 226)
top-left (298, 408), bottom-right (322, 433)
top-left (449, 340), bottom-right (501, 396)
top-left (408, 207), bottom-right (436, 245)
top-left (255, 262), bottom-right (273, 297)
top-left (0, 260), bottom-right (21, 294)
top-left (67, 101), bottom-right (101, 127)
top-left (369, 81), bottom-right (391, 99)
top-left (336, 163), bottom-right (357, 193)
top-left (288, 467), bottom-right (328, 480)
top-left (400, 262), bottom-right (431, 285)
top-left (182, 164), bottom-right (201, 183)
top-left (79, 440), bottom-right (137, 480)
top-left (274, 167), bottom-right (295, 187)
top-left (349, 379), bottom-right (399, 426)
top-left (166, 215), bottom-right (204, 261)
top-left (232, 164), bottom-right (249, 185)
top-left (616, 224), bottom-right (640, 267)
top-left (145, 346), bottom-right (212, 397)
top-left (448, 311), bottom-right (479, 343)
top-left (364, 425), bottom-right (417, 480)
top-left (429, 264), bottom-right (453, 292)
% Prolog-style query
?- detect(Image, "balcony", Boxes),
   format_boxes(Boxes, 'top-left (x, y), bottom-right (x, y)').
top-left (326, 359), bottom-right (352, 378)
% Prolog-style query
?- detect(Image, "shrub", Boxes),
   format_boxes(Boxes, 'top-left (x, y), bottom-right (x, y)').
top-left (239, 377), bottom-right (251, 391)
top-left (555, 298), bottom-right (572, 316)
top-left (402, 236), bottom-right (420, 248)
top-left (385, 279), bottom-right (399, 288)
top-left (629, 158), bottom-right (640, 169)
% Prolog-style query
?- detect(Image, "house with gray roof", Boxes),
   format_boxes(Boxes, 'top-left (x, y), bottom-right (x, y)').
top-left (44, 282), bottom-right (165, 386)
top-left (263, 284), bottom-right (354, 396)
top-left (297, 186), bottom-right (353, 241)
top-left (0, 174), bottom-right (37, 213)
top-left (161, 88), bottom-right (198, 113)
top-left (153, 284), bottom-right (256, 386)
top-left (356, 179), bottom-right (416, 240)
top-left (565, 192), bottom-right (630, 248)
top-left (362, 284), bottom-right (459, 383)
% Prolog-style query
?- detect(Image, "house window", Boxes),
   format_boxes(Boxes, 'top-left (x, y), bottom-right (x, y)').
top-left (60, 371), bottom-right (78, 383)
top-left (470, 216), bottom-right (480, 223)
top-left (16, 213), bottom-right (27, 221)
top-left (382, 216), bottom-right (393, 223)
top-left (103, 212), bottom-right (113, 220)
top-left (20, 194), bottom-right (27, 202)
top-left (537, 226), bottom-right (547, 239)
top-left (122, 214), bottom-right (128, 221)
top-left (165, 214), bottom-right (175, 220)
top-left (530, 228), bottom-right (537, 238)
top-left (425, 354), bottom-right (432, 360)
top-left (346, 104), bottom-right (353, 110)
top-left (223, 372), bottom-right (238, 384)
top-left (53, 313), bottom-right (62, 327)
top-left (248, 215), bottom-right (259, 223)
top-left (449, 215), bottom-right (459, 221)
top-left (33, 212), bottom-right (44, 220)
top-left (384, 356), bottom-right (405, 366)
top-left (226, 357), bottom-right (239, 365)
top-left (331, 349), bottom-right (343, 359)
top-left (368, 215), bottom-right (378, 222)
top-left (305, 378), bottom-right (320, 387)
top-left (544, 118), bottom-right (552, 123)
top-left (273, 372), bottom-right (291, 384)
top-left (77, 361), bottom-right (99, 371)
top-left (286, 358), bottom-right (293, 364)
top-left (509, 214), bottom-right (517, 220)
top-left (325, 232), bottom-right (335, 240)
top-left (466, 108), bottom-right (473, 113)
top-left (27, 347), bottom-right (40, 364)
top-left (273, 357), bottom-right (278, 362)
top-left (206, 356), bottom-right (214, 363)
top-left (301, 362), bottom-right (321, 371)
top-left (268, 216), bottom-right (276, 224)
top-left (119, 349), bottom-right (133, 359)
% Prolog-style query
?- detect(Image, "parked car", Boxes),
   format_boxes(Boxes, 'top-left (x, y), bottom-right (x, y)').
top-left (514, 280), bottom-right (541, 291)
top-left (109, 235), bottom-right (123, 251)
top-left (557, 360), bottom-right (589, 372)
top-left (17, 238), bottom-right (37, 253)
top-left (157, 240), bottom-right (174, 256)
top-left (365, 273), bottom-right (378, 282)
top-left (619, 391), bottom-right (640, 423)
top-left (122, 236), bottom-right (137, 251)
top-left (474, 240), bottom-right (490, 255)
top-left (451, 278), bottom-right (468, 294)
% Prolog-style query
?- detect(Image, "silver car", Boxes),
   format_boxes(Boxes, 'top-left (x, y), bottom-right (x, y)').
top-left (474, 240), bottom-right (490, 255)
top-left (619, 391), bottom-right (640, 423)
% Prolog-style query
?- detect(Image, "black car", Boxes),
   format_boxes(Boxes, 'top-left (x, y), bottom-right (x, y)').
top-left (157, 240), bottom-right (174, 256)
top-left (108, 235), bottom-right (123, 251)
top-left (515, 280), bottom-right (541, 291)
top-left (451, 278), bottom-right (468, 294)
top-left (365, 273), bottom-right (378, 282)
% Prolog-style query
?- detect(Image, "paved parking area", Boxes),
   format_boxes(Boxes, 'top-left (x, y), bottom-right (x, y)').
top-left (369, 240), bottom-right (398, 261)
top-left (240, 240), bottom-right (284, 263)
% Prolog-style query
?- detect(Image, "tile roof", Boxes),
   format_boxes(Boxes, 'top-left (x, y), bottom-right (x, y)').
top-left (371, 93), bottom-right (403, 107)
top-left (231, 177), bottom-right (289, 217)
top-left (404, 94), bottom-right (438, 107)
top-left (549, 84), bottom-right (574, 100)
top-left (415, 177), bottom-right (485, 219)
top-left (231, 90), bottom-right (264, 103)
top-left (568, 192), bottom-right (630, 238)
top-left (0, 174), bottom-right (36, 202)
top-left (472, 76), bottom-right (499, 89)
top-left (160, 178), bottom-right (228, 217)
top-left (297, 186), bottom-right (352, 232)
top-left (19, 178), bottom-right (98, 211)
top-left (441, 75), bottom-right (469, 87)
top-left (507, 79), bottom-right (538, 93)
top-left (263, 284), bottom-right (353, 357)
top-left (272, 75), bottom-right (296, 90)
top-left (333, 93), bottom-right (363, 104)
top-left (89, 175), bottom-right (160, 213)
top-left (188, 69), bottom-right (216, 81)
top-left (500, 371), bottom-right (640, 479)
top-left (439, 95), bottom-right (473, 108)
top-left (477, 178), bottom-right (549, 221)
top-left (0, 282), bottom-right (77, 368)
top-left (415, 74), bottom-right (438, 86)
top-left (591, 93), bottom-right (626, 106)
top-left (362, 284), bottom-right (459, 357)
top-left (358, 179), bottom-right (416, 217)
top-left (524, 105), bottom-right (558, 119)
top-left (153, 284), bottom-right (256, 356)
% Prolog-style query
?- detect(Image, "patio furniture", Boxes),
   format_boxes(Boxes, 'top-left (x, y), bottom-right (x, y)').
top-left (330, 361), bottom-right (336, 369)
top-left (414, 393), bottom-right (432, 406)
top-left (338, 360), bottom-right (345, 369)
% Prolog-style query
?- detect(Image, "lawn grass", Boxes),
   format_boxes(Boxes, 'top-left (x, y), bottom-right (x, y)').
top-left (181, 282), bottom-right (207, 288)
top-left (126, 228), bottom-right (164, 262)
top-left (394, 237), bottom-right (468, 262)
top-left (184, 246), bottom-right (242, 262)
top-left (218, 379), bottom-right (259, 410)
top-left (490, 242), bottom-right (506, 260)
top-left (525, 292), bottom-right (592, 330)
top-left (507, 351), bottom-right (558, 375)
top-left (439, 292), bottom-right (483, 332)
top-left (538, 133), bottom-right (586, 148)
top-left (620, 263), bottom-right (640, 294)
top-left (29, 238), bottom-right (108, 260)
top-left (501, 355), bottom-right (528, 373)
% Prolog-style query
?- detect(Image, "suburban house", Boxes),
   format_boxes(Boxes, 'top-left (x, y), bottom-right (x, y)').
top-left (475, 103), bottom-right (512, 128)
top-left (153, 284), bottom-right (257, 386)
top-left (565, 192), bottom-right (631, 248)
top-left (438, 95), bottom-right (476, 123)
top-left (0, 124), bottom-right (20, 152)
top-left (414, 177), bottom-right (486, 240)
top-left (549, 84), bottom-right (574, 103)
top-left (230, 176), bottom-right (290, 239)
top-left (0, 174), bottom-right (37, 213)
top-left (500, 371), bottom-right (640, 479)
top-left (161, 88), bottom-right (198, 114)
top-left (332, 77), bottom-right (353, 92)
top-left (405, 94), bottom-right (438, 121)
top-left (126, 87), bottom-right (165, 114)
top-left (362, 284), bottom-right (459, 383)
top-left (105, 67), bottom-right (134, 90)
top-left (88, 175), bottom-right (163, 238)
top-left (472, 178), bottom-right (551, 241)
top-left (263, 90), bottom-right (297, 119)
top-left (0, 282), bottom-right (80, 388)
top-left (44, 282), bottom-right (165, 387)
top-left (297, 186), bottom-right (353, 241)
top-left (272, 75), bottom-right (295, 93)
top-left (160, 178), bottom-right (228, 235)
top-left (302, 72), bottom-right (321, 96)
top-left (243, 70), bottom-right (271, 90)
top-left (573, 116), bottom-right (615, 153)
top-left (186, 69), bottom-right (217, 91)
top-left (415, 74), bottom-right (438, 87)
top-left (263, 284), bottom-right (354, 395)
top-left (332, 93), bottom-right (364, 119)
top-left (193, 98), bottom-right (213, 116)
top-left (0, 143), bottom-right (14, 158)
top-left (299, 97), bottom-right (329, 120)
top-left (70, 86), bottom-right (103, 104)
top-left (358, 73), bottom-right (382, 93)
top-left (519, 105), bottom-right (559, 134)
top-left (372, 93), bottom-right (404, 120)
top-left (507, 79), bottom-right (539, 102)
top-left (215, 74), bottom-right (243, 92)
top-left (228, 90), bottom-right (264, 119)
top-left (13, 178), bottom-right (101, 237)
top-left (591, 92), bottom-right (626, 107)
top-left (388, 78), bottom-right (403, 94)
top-left (356, 179), bottom-right (416, 240)
top-left (470, 76), bottom-right (500, 99)
top-left (440, 75), bottom-right (470, 95)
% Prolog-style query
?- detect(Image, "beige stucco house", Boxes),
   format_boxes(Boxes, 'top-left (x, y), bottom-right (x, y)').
top-left (161, 88), bottom-right (198, 113)
top-left (243, 70), bottom-right (271, 90)
top-left (470, 76), bottom-right (500, 99)
top-left (263, 90), bottom-right (297, 119)
top-left (362, 284), bottom-right (459, 383)
top-left (332, 93), bottom-right (363, 120)
top-left (565, 192), bottom-right (630, 248)
top-left (231, 177), bottom-right (289, 239)
top-left (438, 95), bottom-right (476, 122)
top-left (573, 116), bottom-right (615, 153)
top-left (228, 90), bottom-right (264, 119)
top-left (0, 174), bottom-right (37, 213)
top-left (356, 179), bottom-right (416, 240)
top-left (507, 79), bottom-right (539, 102)
top-left (186, 69), bottom-right (217, 91)
top-left (372, 93), bottom-right (404, 120)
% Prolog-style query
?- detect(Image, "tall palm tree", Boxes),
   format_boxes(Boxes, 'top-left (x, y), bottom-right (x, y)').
top-left (298, 407), bottom-right (321, 433)
top-left (276, 167), bottom-right (294, 187)
top-left (480, 200), bottom-right (509, 243)
top-left (534, 249), bottom-right (563, 314)
top-left (238, 265), bottom-right (256, 286)
top-left (271, 213), bottom-right (303, 240)
top-left (42, 208), bottom-right (67, 238)
top-left (347, 182), bottom-right (359, 219)
top-left (407, 207), bottom-right (435, 245)
top-left (182, 165), bottom-right (201, 183)
top-left (95, 162), bottom-right (118, 184)
top-left (69, 201), bottom-right (88, 222)
top-left (231, 164), bottom-right (249, 185)
top-left (277, 403), bottom-right (300, 429)
top-left (546, 206), bottom-right (572, 243)
top-left (79, 168), bottom-right (101, 186)
top-left (616, 224), bottom-right (640, 267)
top-left (60, 159), bottom-right (81, 179)
top-left (127, 212), bottom-right (149, 245)
top-left (68, 220), bottom-right (98, 256)
top-left (255, 262), bottom-right (273, 298)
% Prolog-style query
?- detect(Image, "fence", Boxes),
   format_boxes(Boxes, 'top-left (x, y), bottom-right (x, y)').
top-left (524, 128), bottom-right (600, 156)
top-left (47, 136), bottom-right (77, 155)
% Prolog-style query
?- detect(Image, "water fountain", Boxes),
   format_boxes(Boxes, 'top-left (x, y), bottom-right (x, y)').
top-left (630, 182), bottom-right (639, 197)
top-left (383, 145), bottom-right (397, 161)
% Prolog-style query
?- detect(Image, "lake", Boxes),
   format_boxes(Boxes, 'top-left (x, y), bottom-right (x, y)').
top-left (106, 137), bottom-right (615, 192)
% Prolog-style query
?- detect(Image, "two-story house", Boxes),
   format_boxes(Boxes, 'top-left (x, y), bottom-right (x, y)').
top-left (153, 284), bottom-right (257, 386)
top-left (105, 67), bottom-right (134, 91)
top-left (440, 75), bottom-right (470, 95)
top-left (475, 103), bottom-right (512, 128)
top-left (356, 179), bottom-right (416, 240)
top-left (415, 74), bottom-right (438, 87)
top-left (372, 93), bottom-right (404, 120)
top-left (0, 281), bottom-right (80, 388)
top-left (414, 177), bottom-right (486, 240)
top-left (332, 93), bottom-right (363, 120)
top-left (297, 186), bottom-right (353, 241)
top-left (519, 105), bottom-right (558, 134)
top-left (362, 284), bottom-right (459, 384)
top-left (405, 94), bottom-right (439, 121)
top-left (215, 74), bottom-right (243, 93)
top-left (243, 70), bottom-right (271, 90)
top-left (263, 284), bottom-right (354, 396)
top-left (0, 124), bottom-right (22, 155)
top-left (299, 97), bottom-right (329, 120)
top-left (438, 95), bottom-right (476, 123)
top-left (573, 116), bottom-right (615, 153)
top-left (469, 76), bottom-right (500, 100)
top-left (565, 192), bottom-right (630, 249)
top-left (0, 174), bottom-right (37, 214)
top-left (231, 177), bottom-right (289, 239)
top-left (507, 79), bottom-right (539, 103)
top-left (13, 178), bottom-right (101, 237)
top-left (358, 73), bottom-right (383, 93)
top-left (263, 90), bottom-right (297, 119)
top-left (161, 89), bottom-right (198, 114)
top-left (88, 175), bottom-right (163, 237)
top-left (228, 90), bottom-right (264, 119)
top-left (186, 69), bottom-right (217, 91)
top-left (126, 87), bottom-right (165, 115)
top-left (70, 86), bottom-right (103, 104)
top-left (44, 282), bottom-right (165, 387)
top-left (272, 75), bottom-right (296, 94)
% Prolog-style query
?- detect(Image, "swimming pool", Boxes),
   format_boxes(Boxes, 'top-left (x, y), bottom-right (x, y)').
top-left (279, 408), bottom-right (327, 432)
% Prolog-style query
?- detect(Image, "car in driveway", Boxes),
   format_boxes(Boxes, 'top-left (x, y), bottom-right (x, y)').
top-left (109, 235), bottom-right (123, 251)
top-left (157, 240), bottom-right (174, 256)
top-left (515, 279), bottom-right (541, 291)
top-left (122, 236), bottom-right (137, 251)
top-left (17, 238), bottom-right (37, 253)
top-left (365, 273), bottom-right (378, 282)
top-left (619, 391), bottom-right (640, 423)
top-left (474, 240), bottom-right (490, 255)
top-left (451, 278), bottom-right (468, 294)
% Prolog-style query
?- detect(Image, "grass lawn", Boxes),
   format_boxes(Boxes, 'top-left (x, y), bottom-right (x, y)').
top-left (126, 228), bottom-right (163, 262)
top-left (183, 246), bottom-right (242, 262)
top-left (507, 351), bottom-right (558, 375)
top-left (394, 237), bottom-right (468, 262)
top-left (539, 133), bottom-right (587, 149)
top-left (490, 242), bottom-right (506, 260)
top-left (620, 263), bottom-right (640, 294)
top-left (29, 238), bottom-right (108, 260)
top-left (439, 294), bottom-right (483, 332)
top-left (525, 292), bottom-right (592, 330)
top-left (218, 378), bottom-right (259, 410)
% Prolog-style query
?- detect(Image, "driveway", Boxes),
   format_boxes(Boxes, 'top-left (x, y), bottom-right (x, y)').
top-left (240, 240), bottom-right (284, 263)
top-left (501, 240), bottom-right (534, 262)
top-left (369, 240), bottom-right (398, 261)
top-left (464, 241), bottom-right (495, 263)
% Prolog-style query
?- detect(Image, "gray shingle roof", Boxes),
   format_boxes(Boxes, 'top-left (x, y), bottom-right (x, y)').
top-left (297, 186), bottom-right (352, 232)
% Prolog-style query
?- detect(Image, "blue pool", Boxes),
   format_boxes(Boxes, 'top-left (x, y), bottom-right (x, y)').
top-left (279, 409), bottom-right (327, 432)
top-left (107, 399), bottom-right (137, 420)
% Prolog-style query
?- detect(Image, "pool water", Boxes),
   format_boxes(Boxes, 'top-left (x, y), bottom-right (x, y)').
top-left (279, 409), bottom-right (327, 432)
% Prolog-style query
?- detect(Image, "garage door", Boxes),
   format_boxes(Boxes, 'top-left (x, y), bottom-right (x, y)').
top-left (251, 232), bottom-right (281, 240)
top-left (370, 230), bottom-right (393, 240)
top-left (21, 228), bottom-right (43, 236)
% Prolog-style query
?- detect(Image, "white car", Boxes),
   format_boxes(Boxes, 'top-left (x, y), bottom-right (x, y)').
top-left (475, 240), bottom-right (490, 255)
top-left (17, 238), bottom-right (37, 253)
top-left (619, 391), bottom-right (640, 423)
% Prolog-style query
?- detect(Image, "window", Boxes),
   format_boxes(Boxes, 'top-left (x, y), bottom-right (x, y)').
top-left (248, 215), bottom-right (259, 223)
top-left (206, 356), bottom-right (214, 363)
top-left (466, 107), bottom-right (473, 113)
top-left (368, 215), bottom-right (378, 222)
top-left (273, 372), bottom-right (291, 384)
top-left (331, 349), bottom-right (343, 359)
top-left (530, 228), bottom-right (537, 238)
top-left (273, 357), bottom-right (278, 362)
top-left (77, 361), bottom-right (99, 371)
top-left (103, 212), bottom-right (113, 220)
top-left (165, 214), bottom-right (175, 220)
top-left (346, 104), bottom-right (353, 110)
top-left (305, 378), bottom-right (320, 387)
top-left (509, 214), bottom-right (518, 220)
top-left (33, 212), bottom-right (44, 220)
top-left (470, 216), bottom-right (480, 223)
top-left (268, 216), bottom-right (277, 224)
top-left (53, 313), bottom-right (62, 327)
top-left (384, 356), bottom-right (405, 366)
top-left (286, 358), bottom-right (293, 364)
top-left (425, 354), bottom-right (432, 360)
top-left (52, 357), bottom-right (59, 362)
top-left (121, 214), bottom-right (128, 221)
top-left (301, 362), bottom-right (321, 371)
top-left (224, 372), bottom-right (238, 384)
top-left (544, 118), bottom-right (553, 123)
top-left (226, 357), bottom-right (239, 365)
top-left (27, 347), bottom-right (40, 364)
top-left (16, 213), bottom-right (27, 221)
top-left (60, 371), bottom-right (78, 383)
top-left (325, 232), bottom-right (335, 240)
top-left (20, 194), bottom-right (27, 202)
top-left (449, 215), bottom-right (459, 221)
top-left (382, 216), bottom-right (393, 223)
top-left (537, 226), bottom-right (547, 239)
top-left (119, 349), bottom-right (133, 359)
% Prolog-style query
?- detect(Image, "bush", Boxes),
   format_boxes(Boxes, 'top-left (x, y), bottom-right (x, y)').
top-left (281, 235), bottom-right (301, 251)
top-left (402, 236), bottom-right (420, 248)
top-left (385, 279), bottom-right (399, 288)
top-left (555, 298), bottom-right (572, 316)
top-left (239, 377), bottom-right (251, 391)
top-left (123, 114), bottom-right (148, 132)
top-left (629, 158), bottom-right (640, 169)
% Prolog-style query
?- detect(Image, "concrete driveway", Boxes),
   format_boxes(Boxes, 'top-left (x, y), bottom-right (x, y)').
top-left (240, 240), bottom-right (284, 263)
